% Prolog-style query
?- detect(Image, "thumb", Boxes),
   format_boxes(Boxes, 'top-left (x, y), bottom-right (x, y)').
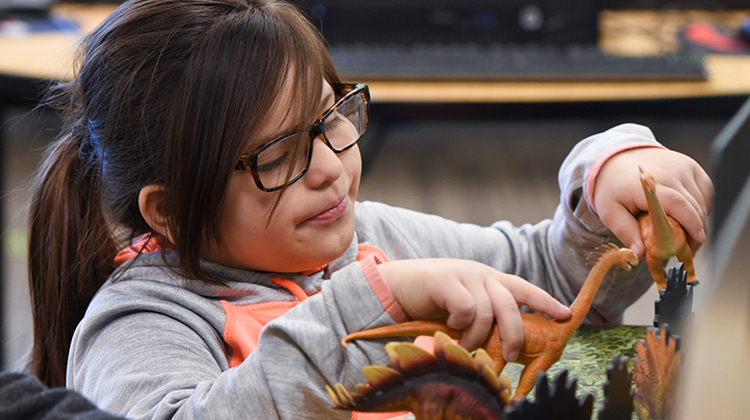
top-left (600, 206), bottom-right (645, 258)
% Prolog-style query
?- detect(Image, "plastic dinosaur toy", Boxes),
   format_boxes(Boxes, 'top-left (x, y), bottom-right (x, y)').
top-left (638, 166), bottom-right (698, 289)
top-left (341, 243), bottom-right (638, 401)
top-left (632, 325), bottom-right (682, 420)
top-left (327, 331), bottom-right (513, 419)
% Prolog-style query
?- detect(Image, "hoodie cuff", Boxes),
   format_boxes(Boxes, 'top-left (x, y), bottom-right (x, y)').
top-left (360, 256), bottom-right (409, 323)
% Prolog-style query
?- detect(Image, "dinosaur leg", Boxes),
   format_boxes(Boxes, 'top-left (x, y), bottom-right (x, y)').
top-left (645, 255), bottom-right (667, 289)
top-left (511, 356), bottom-right (554, 400)
top-left (493, 359), bottom-right (507, 376)
top-left (676, 245), bottom-right (699, 284)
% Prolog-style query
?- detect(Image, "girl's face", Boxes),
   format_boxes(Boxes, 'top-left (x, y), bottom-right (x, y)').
top-left (202, 81), bottom-right (362, 273)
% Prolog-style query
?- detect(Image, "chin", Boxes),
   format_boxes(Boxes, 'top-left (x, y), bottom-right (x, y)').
top-left (293, 218), bottom-right (355, 272)
top-left (315, 229), bottom-right (355, 265)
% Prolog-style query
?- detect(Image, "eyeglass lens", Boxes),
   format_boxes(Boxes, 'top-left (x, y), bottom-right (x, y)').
top-left (256, 89), bottom-right (367, 190)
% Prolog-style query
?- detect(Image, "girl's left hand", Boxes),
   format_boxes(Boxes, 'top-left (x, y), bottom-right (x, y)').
top-left (592, 147), bottom-right (714, 259)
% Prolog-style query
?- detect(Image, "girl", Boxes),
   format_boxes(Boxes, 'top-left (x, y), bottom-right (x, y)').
top-left (27, 0), bottom-right (712, 418)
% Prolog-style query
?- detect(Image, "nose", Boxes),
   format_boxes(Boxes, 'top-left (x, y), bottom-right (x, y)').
top-left (303, 136), bottom-right (343, 188)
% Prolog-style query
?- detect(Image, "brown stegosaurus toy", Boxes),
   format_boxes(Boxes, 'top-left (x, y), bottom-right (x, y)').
top-left (327, 331), bottom-right (512, 419)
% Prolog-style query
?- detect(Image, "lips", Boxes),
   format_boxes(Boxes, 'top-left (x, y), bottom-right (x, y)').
top-left (307, 196), bottom-right (348, 222)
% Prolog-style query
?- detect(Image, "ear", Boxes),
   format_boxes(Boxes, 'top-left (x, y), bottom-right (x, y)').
top-left (138, 184), bottom-right (173, 242)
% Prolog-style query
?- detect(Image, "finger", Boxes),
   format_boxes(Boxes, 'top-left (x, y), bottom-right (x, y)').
top-left (599, 204), bottom-right (645, 258)
top-left (670, 181), bottom-right (706, 225)
top-left (494, 274), bottom-right (571, 321)
top-left (485, 280), bottom-right (524, 362)
top-left (454, 279), bottom-right (495, 350)
top-left (659, 160), bottom-right (712, 223)
top-left (675, 186), bottom-right (708, 238)
top-left (434, 282), bottom-right (476, 332)
top-left (686, 235), bottom-right (702, 256)
top-left (693, 166), bottom-right (715, 215)
top-left (684, 174), bottom-right (711, 222)
top-left (656, 187), bottom-right (707, 244)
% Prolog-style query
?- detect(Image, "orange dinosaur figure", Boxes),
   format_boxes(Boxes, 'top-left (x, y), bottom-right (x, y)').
top-left (341, 243), bottom-right (638, 400)
top-left (638, 166), bottom-right (698, 289)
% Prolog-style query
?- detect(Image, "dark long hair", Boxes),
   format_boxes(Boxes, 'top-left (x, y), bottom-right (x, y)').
top-left (28, 0), bottom-right (340, 387)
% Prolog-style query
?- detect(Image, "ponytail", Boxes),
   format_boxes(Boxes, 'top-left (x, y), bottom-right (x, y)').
top-left (27, 132), bottom-right (117, 387)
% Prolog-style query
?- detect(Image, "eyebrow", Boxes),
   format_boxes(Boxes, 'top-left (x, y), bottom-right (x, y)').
top-left (262, 90), bottom-right (336, 141)
top-left (319, 91), bottom-right (335, 113)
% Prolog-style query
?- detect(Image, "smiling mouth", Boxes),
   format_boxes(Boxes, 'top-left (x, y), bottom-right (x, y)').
top-left (308, 196), bottom-right (348, 222)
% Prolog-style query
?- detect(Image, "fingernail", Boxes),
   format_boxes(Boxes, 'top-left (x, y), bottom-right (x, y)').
top-left (505, 349), bottom-right (519, 362)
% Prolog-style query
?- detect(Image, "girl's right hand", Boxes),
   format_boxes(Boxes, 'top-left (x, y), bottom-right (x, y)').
top-left (377, 259), bottom-right (571, 362)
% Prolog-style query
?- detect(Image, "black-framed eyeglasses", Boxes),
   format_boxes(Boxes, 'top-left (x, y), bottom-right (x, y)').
top-left (235, 83), bottom-right (370, 192)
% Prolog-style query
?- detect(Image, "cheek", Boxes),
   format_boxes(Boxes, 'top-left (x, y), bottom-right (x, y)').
top-left (224, 177), bottom-right (274, 221)
top-left (344, 146), bottom-right (362, 194)
top-left (215, 177), bottom-right (280, 248)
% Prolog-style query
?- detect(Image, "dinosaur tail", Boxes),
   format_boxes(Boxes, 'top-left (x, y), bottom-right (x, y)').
top-left (341, 320), bottom-right (461, 347)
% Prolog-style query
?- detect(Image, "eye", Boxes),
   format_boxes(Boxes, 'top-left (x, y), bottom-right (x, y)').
top-left (325, 112), bottom-right (346, 129)
top-left (255, 132), bottom-right (308, 173)
top-left (256, 151), bottom-right (289, 173)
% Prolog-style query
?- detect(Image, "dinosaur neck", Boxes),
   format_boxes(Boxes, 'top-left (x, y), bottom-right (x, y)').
top-left (567, 253), bottom-right (622, 329)
top-left (643, 186), bottom-right (673, 241)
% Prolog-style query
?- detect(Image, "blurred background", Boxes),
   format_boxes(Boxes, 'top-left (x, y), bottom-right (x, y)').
top-left (2, 0), bottom-right (749, 385)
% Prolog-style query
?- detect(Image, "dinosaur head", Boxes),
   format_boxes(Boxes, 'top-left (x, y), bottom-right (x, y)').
top-left (638, 166), bottom-right (657, 196)
top-left (617, 248), bottom-right (639, 271)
